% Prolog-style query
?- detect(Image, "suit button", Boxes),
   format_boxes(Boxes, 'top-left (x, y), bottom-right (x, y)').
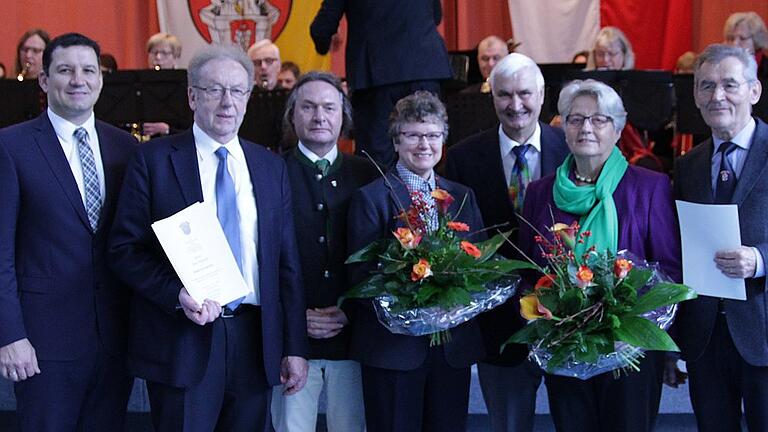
top-left (316, 203), bottom-right (325, 211)
top-left (315, 173), bottom-right (323, 181)
top-left (323, 270), bottom-right (331, 278)
top-left (318, 236), bottom-right (326, 243)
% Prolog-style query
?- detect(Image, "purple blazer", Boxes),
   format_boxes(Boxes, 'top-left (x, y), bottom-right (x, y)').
top-left (519, 165), bottom-right (682, 283)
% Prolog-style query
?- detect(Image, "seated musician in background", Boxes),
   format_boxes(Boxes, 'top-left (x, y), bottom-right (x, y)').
top-left (462, 35), bottom-right (509, 94)
top-left (277, 61), bottom-right (300, 90)
top-left (587, 26), bottom-right (635, 71)
top-left (724, 11), bottom-right (768, 79)
top-left (143, 32), bottom-right (183, 138)
top-left (14, 28), bottom-right (50, 80)
top-left (248, 39), bottom-right (282, 91)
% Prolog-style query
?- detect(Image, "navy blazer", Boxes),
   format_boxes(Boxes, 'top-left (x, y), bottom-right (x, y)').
top-left (346, 172), bottom-right (486, 371)
top-left (674, 117), bottom-right (768, 366)
top-left (108, 130), bottom-right (308, 387)
top-left (0, 113), bottom-right (135, 361)
top-left (444, 123), bottom-right (569, 366)
top-left (310, 0), bottom-right (453, 91)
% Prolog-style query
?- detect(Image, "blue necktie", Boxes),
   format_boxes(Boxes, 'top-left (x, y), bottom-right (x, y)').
top-left (215, 147), bottom-right (244, 310)
top-left (715, 141), bottom-right (738, 204)
top-left (509, 144), bottom-right (530, 213)
top-left (74, 127), bottom-right (101, 232)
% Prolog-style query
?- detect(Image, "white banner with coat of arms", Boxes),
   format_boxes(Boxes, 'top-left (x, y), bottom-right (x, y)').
top-left (157, 0), bottom-right (330, 72)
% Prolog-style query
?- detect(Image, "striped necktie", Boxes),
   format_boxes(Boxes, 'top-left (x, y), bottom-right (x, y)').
top-left (73, 127), bottom-right (101, 232)
top-left (508, 144), bottom-right (531, 213)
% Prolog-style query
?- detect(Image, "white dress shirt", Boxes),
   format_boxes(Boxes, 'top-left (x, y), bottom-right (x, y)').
top-left (297, 141), bottom-right (339, 164)
top-left (498, 123), bottom-right (542, 186)
top-left (709, 118), bottom-right (764, 277)
top-left (193, 124), bottom-right (260, 304)
top-left (48, 108), bottom-right (105, 206)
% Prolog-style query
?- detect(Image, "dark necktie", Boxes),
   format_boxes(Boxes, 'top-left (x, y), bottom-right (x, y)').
top-left (315, 158), bottom-right (330, 176)
top-left (508, 144), bottom-right (531, 213)
top-left (215, 147), bottom-right (244, 310)
top-left (74, 127), bottom-right (101, 232)
top-left (715, 141), bottom-right (738, 204)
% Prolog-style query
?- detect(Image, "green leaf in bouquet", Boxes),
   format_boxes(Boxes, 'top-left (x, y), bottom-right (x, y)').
top-left (620, 268), bottom-right (652, 290)
top-left (558, 287), bottom-right (586, 314)
top-left (381, 259), bottom-right (408, 274)
top-left (340, 274), bottom-right (388, 303)
top-left (415, 283), bottom-right (440, 304)
top-left (345, 239), bottom-right (389, 264)
top-left (439, 286), bottom-right (472, 307)
top-left (473, 230), bottom-right (514, 261)
top-left (547, 346), bottom-right (572, 370)
top-left (627, 282), bottom-right (698, 316)
top-left (614, 316), bottom-right (680, 351)
top-left (504, 321), bottom-right (542, 346)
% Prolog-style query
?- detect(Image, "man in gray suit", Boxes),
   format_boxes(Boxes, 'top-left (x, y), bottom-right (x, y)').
top-left (674, 43), bottom-right (768, 432)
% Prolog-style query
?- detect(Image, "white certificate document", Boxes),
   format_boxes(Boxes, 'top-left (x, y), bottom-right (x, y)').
top-left (151, 202), bottom-right (250, 305)
top-left (675, 200), bottom-right (746, 300)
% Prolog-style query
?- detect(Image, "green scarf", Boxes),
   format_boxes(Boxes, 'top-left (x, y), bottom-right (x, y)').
top-left (553, 147), bottom-right (628, 258)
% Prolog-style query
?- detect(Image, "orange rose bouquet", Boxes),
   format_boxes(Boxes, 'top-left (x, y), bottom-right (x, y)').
top-left (345, 188), bottom-right (535, 345)
top-left (506, 222), bottom-right (697, 379)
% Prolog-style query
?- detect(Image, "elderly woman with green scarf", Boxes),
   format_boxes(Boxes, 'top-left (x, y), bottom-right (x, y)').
top-left (518, 79), bottom-right (682, 432)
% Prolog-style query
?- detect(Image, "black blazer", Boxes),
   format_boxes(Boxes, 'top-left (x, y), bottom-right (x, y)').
top-left (444, 122), bottom-right (569, 366)
top-left (674, 117), bottom-right (768, 366)
top-left (0, 113), bottom-right (135, 361)
top-left (346, 172), bottom-right (486, 370)
top-left (310, 0), bottom-right (453, 91)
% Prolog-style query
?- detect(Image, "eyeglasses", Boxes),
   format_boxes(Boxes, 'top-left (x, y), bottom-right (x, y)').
top-left (565, 114), bottom-right (614, 129)
top-left (399, 131), bottom-right (444, 144)
top-left (193, 85), bottom-right (251, 100)
top-left (150, 49), bottom-right (174, 58)
top-left (252, 58), bottom-right (278, 67)
top-left (697, 80), bottom-right (749, 95)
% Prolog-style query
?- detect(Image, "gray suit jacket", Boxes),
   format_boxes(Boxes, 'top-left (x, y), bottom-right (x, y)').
top-left (673, 117), bottom-right (768, 366)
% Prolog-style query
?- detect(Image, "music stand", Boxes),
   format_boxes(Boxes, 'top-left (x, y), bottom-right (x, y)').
top-left (137, 69), bottom-right (192, 130)
top-left (538, 63), bottom-right (585, 122)
top-left (95, 71), bottom-right (141, 128)
top-left (0, 79), bottom-right (45, 128)
top-left (672, 74), bottom-right (709, 135)
top-left (238, 88), bottom-right (289, 152)
top-left (443, 92), bottom-right (496, 147)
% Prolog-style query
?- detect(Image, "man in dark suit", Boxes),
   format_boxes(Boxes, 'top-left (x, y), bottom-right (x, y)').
top-left (271, 71), bottom-right (376, 432)
top-left (674, 43), bottom-right (768, 432)
top-left (310, 0), bottom-right (453, 168)
top-left (0, 33), bottom-right (135, 431)
top-left (444, 53), bottom-right (569, 432)
top-left (108, 45), bottom-right (309, 432)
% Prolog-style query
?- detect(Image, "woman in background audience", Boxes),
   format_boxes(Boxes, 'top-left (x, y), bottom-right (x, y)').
top-left (724, 11), bottom-right (768, 79)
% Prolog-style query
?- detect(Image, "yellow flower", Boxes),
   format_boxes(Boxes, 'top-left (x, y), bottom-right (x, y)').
top-left (393, 227), bottom-right (422, 250)
top-left (520, 295), bottom-right (553, 321)
top-left (551, 222), bottom-right (578, 250)
top-left (614, 258), bottom-right (633, 279)
top-left (576, 265), bottom-right (594, 288)
top-left (411, 258), bottom-right (433, 281)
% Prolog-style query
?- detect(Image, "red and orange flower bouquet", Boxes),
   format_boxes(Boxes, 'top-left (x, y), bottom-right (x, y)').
top-left (345, 188), bottom-right (535, 345)
top-left (506, 222), bottom-right (697, 379)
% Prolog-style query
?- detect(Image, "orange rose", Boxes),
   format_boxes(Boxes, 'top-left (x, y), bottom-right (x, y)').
top-left (614, 258), bottom-right (633, 279)
top-left (535, 274), bottom-right (556, 291)
top-left (520, 295), bottom-right (554, 321)
top-left (431, 189), bottom-right (455, 214)
top-left (460, 241), bottom-right (481, 258)
top-left (411, 258), bottom-right (433, 281)
top-left (575, 265), bottom-right (594, 288)
top-left (446, 221), bottom-right (470, 232)
top-left (393, 227), bottom-right (422, 250)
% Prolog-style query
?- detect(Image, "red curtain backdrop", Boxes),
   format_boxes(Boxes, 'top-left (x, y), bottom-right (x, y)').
top-left (600, 0), bottom-right (692, 70)
top-left (1, 1), bottom-right (159, 75)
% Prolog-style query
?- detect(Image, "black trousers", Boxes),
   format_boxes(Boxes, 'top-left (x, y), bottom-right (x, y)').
top-left (14, 343), bottom-right (133, 432)
top-left (687, 312), bottom-right (768, 432)
top-left (544, 350), bottom-right (665, 432)
top-left (146, 306), bottom-right (272, 432)
top-left (351, 80), bottom-right (442, 169)
top-left (361, 346), bottom-right (471, 432)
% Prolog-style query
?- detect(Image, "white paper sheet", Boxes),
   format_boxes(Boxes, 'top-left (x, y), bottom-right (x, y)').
top-left (151, 202), bottom-right (250, 305)
top-left (675, 200), bottom-right (746, 300)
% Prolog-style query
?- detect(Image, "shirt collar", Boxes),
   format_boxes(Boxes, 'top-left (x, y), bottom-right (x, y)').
top-left (712, 118), bottom-right (756, 152)
top-left (47, 107), bottom-right (96, 143)
top-left (498, 122), bottom-right (542, 156)
top-left (297, 141), bottom-right (338, 165)
top-left (193, 123), bottom-right (244, 162)
top-left (396, 161), bottom-right (436, 192)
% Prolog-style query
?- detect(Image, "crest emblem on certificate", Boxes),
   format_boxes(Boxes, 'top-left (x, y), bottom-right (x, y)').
top-left (179, 221), bottom-right (192, 235)
top-left (189, 0), bottom-right (292, 51)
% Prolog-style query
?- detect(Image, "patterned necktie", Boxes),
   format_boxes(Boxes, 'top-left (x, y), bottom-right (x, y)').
top-left (715, 141), bottom-right (738, 204)
top-left (508, 144), bottom-right (531, 213)
top-left (315, 158), bottom-right (330, 176)
top-left (73, 127), bottom-right (101, 232)
top-left (215, 147), bottom-right (244, 310)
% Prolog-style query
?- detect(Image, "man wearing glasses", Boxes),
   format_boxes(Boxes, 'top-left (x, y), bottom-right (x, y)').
top-left (674, 43), bottom-right (768, 431)
top-left (109, 45), bottom-right (309, 431)
top-left (247, 39), bottom-right (282, 91)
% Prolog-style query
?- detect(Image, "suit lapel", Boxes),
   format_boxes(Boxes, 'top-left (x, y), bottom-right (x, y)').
top-left (477, 129), bottom-right (510, 205)
top-left (540, 123), bottom-right (564, 175)
top-left (733, 119), bottom-right (768, 204)
top-left (170, 131), bottom-right (204, 205)
top-left (95, 122), bottom-right (122, 215)
top-left (687, 139), bottom-right (716, 203)
top-left (32, 113), bottom-right (91, 230)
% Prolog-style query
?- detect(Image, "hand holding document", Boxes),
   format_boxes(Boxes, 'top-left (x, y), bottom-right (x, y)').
top-left (675, 201), bottom-right (746, 300)
top-left (151, 202), bottom-right (250, 305)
